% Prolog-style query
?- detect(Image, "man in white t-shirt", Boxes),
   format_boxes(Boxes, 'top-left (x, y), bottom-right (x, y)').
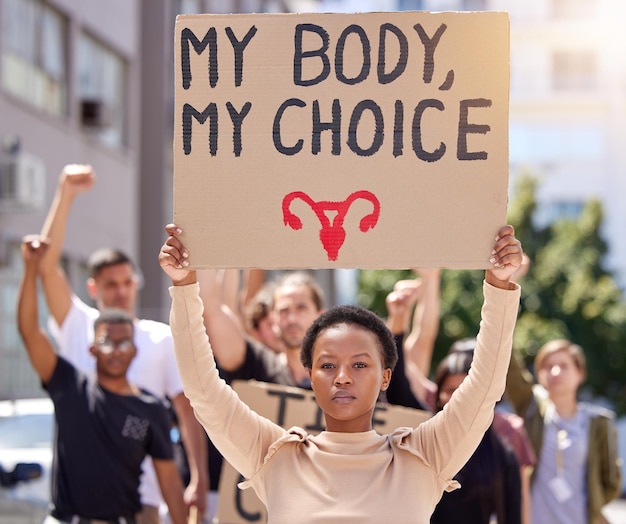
top-left (39, 164), bottom-right (208, 524)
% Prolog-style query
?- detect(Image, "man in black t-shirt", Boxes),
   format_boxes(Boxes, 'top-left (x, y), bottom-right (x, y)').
top-left (17, 236), bottom-right (187, 524)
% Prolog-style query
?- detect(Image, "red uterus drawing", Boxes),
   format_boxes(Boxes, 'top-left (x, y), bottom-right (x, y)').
top-left (282, 190), bottom-right (380, 261)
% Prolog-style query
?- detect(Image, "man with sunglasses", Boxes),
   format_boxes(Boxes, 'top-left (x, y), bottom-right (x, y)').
top-left (37, 164), bottom-right (207, 523)
top-left (17, 236), bottom-right (187, 524)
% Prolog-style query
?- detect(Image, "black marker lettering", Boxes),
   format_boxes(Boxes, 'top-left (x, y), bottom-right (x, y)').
top-left (273, 98), bottom-right (306, 155)
top-left (393, 99), bottom-right (404, 157)
top-left (413, 23), bottom-right (447, 84)
top-left (378, 23), bottom-right (408, 85)
top-left (294, 24), bottom-right (330, 86)
top-left (182, 102), bottom-right (218, 155)
top-left (458, 98), bottom-right (491, 161)
top-left (226, 101), bottom-right (252, 157)
top-left (412, 99), bottom-right (445, 162)
top-left (335, 24), bottom-right (370, 85)
top-left (180, 27), bottom-right (217, 89)
top-left (225, 26), bottom-right (257, 87)
top-left (267, 389), bottom-right (306, 426)
top-left (312, 99), bottom-right (341, 155)
top-left (347, 100), bottom-right (384, 157)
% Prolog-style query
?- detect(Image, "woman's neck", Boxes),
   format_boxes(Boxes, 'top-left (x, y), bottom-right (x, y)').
top-left (551, 393), bottom-right (578, 419)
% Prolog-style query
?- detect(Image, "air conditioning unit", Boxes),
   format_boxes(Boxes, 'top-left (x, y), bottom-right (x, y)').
top-left (0, 154), bottom-right (46, 212)
top-left (81, 98), bottom-right (111, 128)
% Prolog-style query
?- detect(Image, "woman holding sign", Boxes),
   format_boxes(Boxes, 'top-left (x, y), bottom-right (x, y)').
top-left (159, 224), bottom-right (522, 523)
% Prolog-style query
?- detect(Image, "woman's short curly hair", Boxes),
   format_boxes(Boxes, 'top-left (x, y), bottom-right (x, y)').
top-left (300, 305), bottom-right (398, 371)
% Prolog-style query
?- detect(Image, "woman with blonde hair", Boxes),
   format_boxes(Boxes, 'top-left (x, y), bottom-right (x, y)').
top-left (506, 339), bottom-right (622, 524)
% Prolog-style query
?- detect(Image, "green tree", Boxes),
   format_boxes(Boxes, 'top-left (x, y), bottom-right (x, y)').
top-left (511, 176), bottom-right (626, 414)
top-left (358, 174), bottom-right (626, 414)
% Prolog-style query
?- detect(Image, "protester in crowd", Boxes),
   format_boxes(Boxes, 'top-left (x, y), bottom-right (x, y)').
top-left (387, 269), bottom-right (534, 524)
top-left (243, 280), bottom-right (285, 353)
top-left (37, 164), bottom-right (207, 523)
top-left (205, 268), bottom-right (286, 354)
top-left (389, 270), bottom-right (534, 523)
top-left (387, 269), bottom-right (441, 411)
top-left (197, 268), bottom-right (324, 387)
top-left (17, 237), bottom-right (187, 524)
top-left (491, 406), bottom-right (537, 524)
top-left (158, 223), bottom-right (522, 522)
top-left (383, 276), bottom-right (433, 411)
top-left (217, 269), bottom-right (242, 319)
top-left (506, 339), bottom-right (622, 524)
top-left (447, 338), bottom-right (536, 524)
top-left (431, 349), bottom-right (522, 524)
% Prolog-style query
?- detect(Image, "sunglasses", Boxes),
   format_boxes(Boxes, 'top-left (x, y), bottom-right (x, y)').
top-left (95, 337), bottom-right (134, 355)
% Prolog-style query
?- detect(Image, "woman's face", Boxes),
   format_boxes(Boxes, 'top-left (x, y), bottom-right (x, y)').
top-left (437, 373), bottom-right (467, 409)
top-left (308, 323), bottom-right (391, 433)
top-left (537, 349), bottom-right (584, 397)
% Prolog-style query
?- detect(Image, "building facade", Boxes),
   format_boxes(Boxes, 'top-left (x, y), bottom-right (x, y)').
top-left (0, 0), bottom-right (143, 398)
top-left (0, 0), bottom-right (309, 399)
top-left (316, 0), bottom-right (626, 285)
top-left (3, 0), bottom-right (624, 399)
top-left (502, 0), bottom-right (626, 287)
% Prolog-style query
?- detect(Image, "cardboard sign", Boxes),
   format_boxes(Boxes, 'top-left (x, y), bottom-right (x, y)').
top-left (215, 380), bottom-right (432, 524)
top-left (174, 11), bottom-right (510, 269)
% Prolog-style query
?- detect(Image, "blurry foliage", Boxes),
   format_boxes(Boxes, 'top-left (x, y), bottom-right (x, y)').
top-left (358, 174), bottom-right (626, 415)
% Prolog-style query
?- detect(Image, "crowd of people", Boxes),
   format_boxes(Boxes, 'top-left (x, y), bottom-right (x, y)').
top-left (16, 163), bottom-right (622, 524)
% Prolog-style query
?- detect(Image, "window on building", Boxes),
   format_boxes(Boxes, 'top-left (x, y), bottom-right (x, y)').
top-left (259, 0), bottom-right (290, 12)
top-left (509, 123), bottom-right (605, 163)
top-left (397, 0), bottom-right (425, 11)
top-left (69, 257), bottom-right (93, 307)
top-left (0, 243), bottom-right (46, 397)
top-left (176, 0), bottom-right (203, 14)
top-left (461, 0), bottom-right (486, 10)
top-left (535, 200), bottom-right (584, 227)
top-left (1, 0), bottom-right (67, 115)
top-left (552, 0), bottom-right (592, 19)
top-left (552, 50), bottom-right (597, 91)
top-left (78, 32), bottom-right (127, 148)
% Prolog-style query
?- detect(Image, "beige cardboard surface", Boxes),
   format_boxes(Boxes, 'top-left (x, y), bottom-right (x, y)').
top-left (215, 380), bottom-right (431, 524)
top-left (174, 11), bottom-right (509, 269)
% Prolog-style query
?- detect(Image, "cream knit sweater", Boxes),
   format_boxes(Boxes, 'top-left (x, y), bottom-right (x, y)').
top-left (169, 281), bottom-right (520, 524)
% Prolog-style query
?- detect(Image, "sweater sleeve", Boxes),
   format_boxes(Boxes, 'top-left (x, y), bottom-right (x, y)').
top-left (169, 283), bottom-right (286, 479)
top-left (413, 281), bottom-right (520, 482)
top-left (505, 348), bottom-right (536, 417)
